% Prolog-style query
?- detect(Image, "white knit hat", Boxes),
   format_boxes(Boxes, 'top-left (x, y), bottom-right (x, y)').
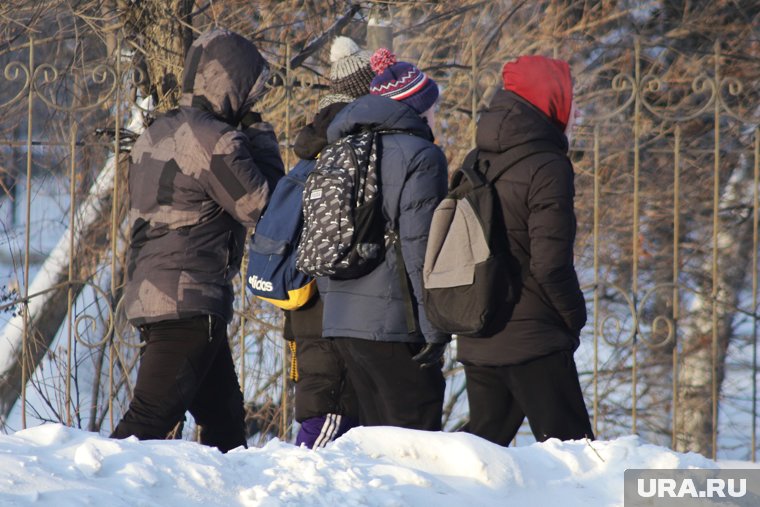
top-left (328, 36), bottom-right (374, 98)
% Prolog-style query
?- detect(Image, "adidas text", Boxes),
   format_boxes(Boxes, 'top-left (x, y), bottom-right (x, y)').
top-left (248, 275), bottom-right (274, 292)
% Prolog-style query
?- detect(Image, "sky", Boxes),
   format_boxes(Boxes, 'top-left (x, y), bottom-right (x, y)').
top-left (0, 423), bottom-right (757, 507)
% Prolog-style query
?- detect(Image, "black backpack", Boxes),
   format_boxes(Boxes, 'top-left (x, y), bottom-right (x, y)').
top-left (296, 128), bottom-right (389, 280)
top-left (422, 144), bottom-right (560, 337)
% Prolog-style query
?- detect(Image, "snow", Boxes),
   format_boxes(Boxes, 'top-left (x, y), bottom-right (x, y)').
top-left (0, 424), bottom-right (754, 507)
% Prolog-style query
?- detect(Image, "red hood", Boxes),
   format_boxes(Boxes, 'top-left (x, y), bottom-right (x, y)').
top-left (502, 55), bottom-right (573, 132)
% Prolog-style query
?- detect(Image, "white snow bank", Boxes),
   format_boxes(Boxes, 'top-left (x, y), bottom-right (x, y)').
top-left (0, 424), bottom-right (750, 507)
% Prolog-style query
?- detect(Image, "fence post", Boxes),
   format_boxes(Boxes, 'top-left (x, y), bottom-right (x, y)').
top-left (280, 42), bottom-right (293, 441)
top-left (21, 37), bottom-right (35, 430)
top-left (672, 126), bottom-right (681, 450)
top-left (593, 125), bottom-right (600, 436)
top-left (753, 127), bottom-right (759, 462)
top-left (711, 39), bottom-right (722, 460)
top-left (470, 31), bottom-right (477, 149)
top-left (65, 119), bottom-right (77, 427)
top-left (631, 37), bottom-right (642, 435)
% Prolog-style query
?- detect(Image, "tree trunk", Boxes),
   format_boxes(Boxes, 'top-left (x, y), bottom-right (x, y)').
top-left (674, 164), bottom-right (756, 457)
top-left (118, 0), bottom-right (194, 111)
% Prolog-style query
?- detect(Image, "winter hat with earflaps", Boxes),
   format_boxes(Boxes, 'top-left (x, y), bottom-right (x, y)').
top-left (502, 55), bottom-right (573, 132)
top-left (329, 36), bottom-right (375, 99)
top-left (369, 48), bottom-right (439, 114)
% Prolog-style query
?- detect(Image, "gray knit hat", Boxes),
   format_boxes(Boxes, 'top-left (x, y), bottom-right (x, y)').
top-left (329, 36), bottom-right (374, 98)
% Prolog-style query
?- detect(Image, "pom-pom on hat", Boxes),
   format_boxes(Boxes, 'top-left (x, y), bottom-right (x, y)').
top-left (369, 48), bottom-right (439, 114)
top-left (328, 36), bottom-right (375, 99)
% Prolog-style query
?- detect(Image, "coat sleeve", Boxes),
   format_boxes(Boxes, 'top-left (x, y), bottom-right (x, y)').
top-left (203, 122), bottom-right (285, 228)
top-left (398, 145), bottom-right (451, 344)
top-left (241, 121), bottom-right (286, 189)
top-left (527, 158), bottom-right (587, 337)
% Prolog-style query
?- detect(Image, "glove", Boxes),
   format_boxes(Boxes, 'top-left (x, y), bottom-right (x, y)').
top-left (412, 342), bottom-right (447, 368)
top-left (240, 111), bottom-right (263, 129)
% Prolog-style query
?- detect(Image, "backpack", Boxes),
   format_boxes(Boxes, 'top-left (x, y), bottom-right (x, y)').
top-left (422, 144), bottom-right (560, 337)
top-left (246, 159), bottom-right (316, 310)
top-left (296, 128), bottom-right (387, 280)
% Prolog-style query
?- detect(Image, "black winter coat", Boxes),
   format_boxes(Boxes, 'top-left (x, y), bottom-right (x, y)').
top-left (457, 90), bottom-right (587, 366)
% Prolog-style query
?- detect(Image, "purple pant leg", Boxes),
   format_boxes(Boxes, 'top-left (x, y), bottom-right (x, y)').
top-left (295, 414), bottom-right (359, 449)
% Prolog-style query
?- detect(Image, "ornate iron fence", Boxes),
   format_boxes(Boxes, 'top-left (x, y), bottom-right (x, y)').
top-left (0, 32), bottom-right (757, 460)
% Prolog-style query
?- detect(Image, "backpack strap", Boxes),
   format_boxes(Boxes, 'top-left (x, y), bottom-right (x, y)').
top-left (456, 148), bottom-right (488, 188)
top-left (453, 142), bottom-right (565, 189)
top-left (288, 340), bottom-right (299, 382)
top-left (388, 229), bottom-right (418, 335)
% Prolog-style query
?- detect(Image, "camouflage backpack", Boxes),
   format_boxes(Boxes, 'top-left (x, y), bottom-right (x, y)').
top-left (296, 128), bottom-right (388, 279)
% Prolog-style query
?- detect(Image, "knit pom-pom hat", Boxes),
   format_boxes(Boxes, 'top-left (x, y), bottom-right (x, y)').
top-left (328, 36), bottom-right (374, 99)
top-left (369, 48), bottom-right (439, 114)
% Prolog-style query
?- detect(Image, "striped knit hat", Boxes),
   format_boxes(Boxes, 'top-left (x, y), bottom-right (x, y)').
top-left (329, 36), bottom-right (374, 99)
top-left (369, 48), bottom-right (439, 114)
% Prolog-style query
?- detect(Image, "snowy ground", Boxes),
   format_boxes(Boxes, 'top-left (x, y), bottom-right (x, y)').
top-left (0, 424), bottom-right (755, 507)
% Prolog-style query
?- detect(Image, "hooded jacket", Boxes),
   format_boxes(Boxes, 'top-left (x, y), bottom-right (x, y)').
top-left (457, 84), bottom-right (586, 366)
top-left (124, 29), bottom-right (284, 325)
top-left (318, 94), bottom-right (449, 344)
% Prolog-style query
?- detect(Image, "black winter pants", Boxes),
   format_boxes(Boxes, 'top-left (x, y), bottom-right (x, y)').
top-left (464, 350), bottom-right (594, 446)
top-left (333, 337), bottom-right (445, 430)
top-left (111, 315), bottom-right (246, 453)
top-left (294, 336), bottom-right (358, 422)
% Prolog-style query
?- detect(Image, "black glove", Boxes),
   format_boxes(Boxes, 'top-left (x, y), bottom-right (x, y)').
top-left (412, 342), bottom-right (447, 368)
top-left (240, 111), bottom-right (263, 129)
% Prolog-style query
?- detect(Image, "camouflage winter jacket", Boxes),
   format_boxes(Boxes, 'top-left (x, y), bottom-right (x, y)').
top-left (123, 29), bottom-right (284, 326)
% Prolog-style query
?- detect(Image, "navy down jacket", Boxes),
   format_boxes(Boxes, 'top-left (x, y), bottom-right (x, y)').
top-left (319, 95), bottom-right (449, 344)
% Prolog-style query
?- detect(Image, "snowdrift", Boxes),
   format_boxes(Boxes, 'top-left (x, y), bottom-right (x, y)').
top-left (0, 424), bottom-right (740, 506)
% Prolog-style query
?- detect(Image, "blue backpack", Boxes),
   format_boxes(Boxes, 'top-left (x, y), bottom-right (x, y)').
top-left (246, 159), bottom-right (316, 310)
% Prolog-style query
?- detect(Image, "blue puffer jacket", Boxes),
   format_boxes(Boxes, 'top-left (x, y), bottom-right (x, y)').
top-left (318, 95), bottom-right (449, 344)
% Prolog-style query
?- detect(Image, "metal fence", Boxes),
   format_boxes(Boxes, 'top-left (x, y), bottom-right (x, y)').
top-left (0, 33), bottom-right (757, 460)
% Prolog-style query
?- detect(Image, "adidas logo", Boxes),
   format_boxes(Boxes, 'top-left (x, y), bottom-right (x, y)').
top-left (248, 275), bottom-right (273, 292)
